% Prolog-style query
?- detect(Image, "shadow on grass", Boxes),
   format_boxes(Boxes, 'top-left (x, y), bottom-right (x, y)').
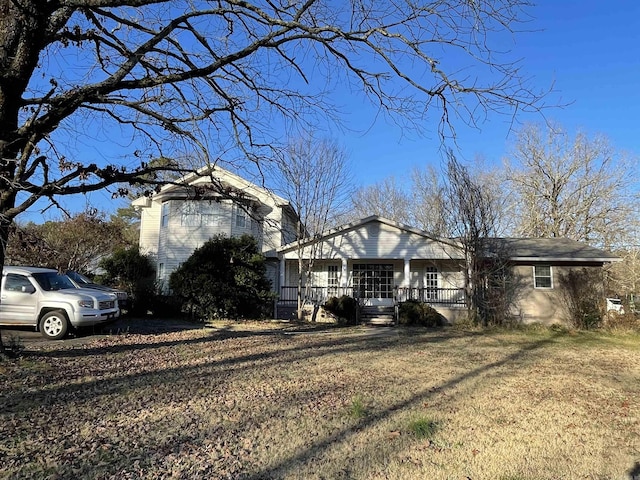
top-left (1, 329), bottom-right (428, 413)
top-left (2, 327), bottom-right (557, 418)
top-left (245, 331), bottom-right (562, 479)
top-left (2, 327), bottom-right (576, 479)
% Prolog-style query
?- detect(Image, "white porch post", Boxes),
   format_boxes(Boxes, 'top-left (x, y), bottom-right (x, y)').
top-left (279, 257), bottom-right (286, 292)
top-left (403, 258), bottom-right (411, 287)
top-left (341, 258), bottom-right (348, 292)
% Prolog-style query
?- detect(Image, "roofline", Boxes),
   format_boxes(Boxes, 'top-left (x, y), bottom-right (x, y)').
top-left (278, 217), bottom-right (621, 262)
top-left (133, 163), bottom-right (291, 207)
top-left (278, 215), bottom-right (458, 253)
top-left (510, 256), bottom-right (621, 263)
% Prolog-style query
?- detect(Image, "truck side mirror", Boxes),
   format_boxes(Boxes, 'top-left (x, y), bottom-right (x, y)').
top-left (21, 285), bottom-right (36, 294)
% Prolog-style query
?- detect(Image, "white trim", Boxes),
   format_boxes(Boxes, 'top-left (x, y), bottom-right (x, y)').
top-left (533, 265), bottom-right (553, 289)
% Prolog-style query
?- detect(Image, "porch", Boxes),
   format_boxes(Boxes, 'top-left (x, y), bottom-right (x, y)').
top-left (275, 286), bottom-right (467, 324)
top-left (277, 286), bottom-right (466, 306)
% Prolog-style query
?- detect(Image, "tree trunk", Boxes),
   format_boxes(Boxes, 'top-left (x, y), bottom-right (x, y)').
top-left (0, 213), bottom-right (12, 356)
top-left (297, 255), bottom-right (304, 322)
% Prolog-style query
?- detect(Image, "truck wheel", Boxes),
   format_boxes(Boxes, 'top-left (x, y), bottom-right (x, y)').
top-left (39, 311), bottom-right (69, 340)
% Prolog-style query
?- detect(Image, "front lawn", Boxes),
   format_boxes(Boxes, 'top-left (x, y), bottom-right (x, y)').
top-left (1, 324), bottom-right (639, 479)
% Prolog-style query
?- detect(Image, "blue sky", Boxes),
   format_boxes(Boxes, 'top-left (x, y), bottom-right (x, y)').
top-left (23, 1), bottom-right (640, 223)
top-left (338, 0), bottom-right (640, 183)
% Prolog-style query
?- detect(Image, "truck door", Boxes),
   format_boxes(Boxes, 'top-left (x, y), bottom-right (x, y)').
top-left (0, 273), bottom-right (38, 325)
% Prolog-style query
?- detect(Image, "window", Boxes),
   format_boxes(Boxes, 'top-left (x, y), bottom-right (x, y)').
top-left (534, 265), bottom-right (552, 288)
top-left (327, 265), bottom-right (339, 296)
top-left (180, 201), bottom-right (200, 226)
top-left (235, 208), bottom-right (247, 228)
top-left (201, 203), bottom-right (222, 226)
top-left (353, 264), bottom-right (394, 299)
top-left (425, 266), bottom-right (438, 301)
top-left (179, 201), bottom-right (222, 227)
top-left (158, 263), bottom-right (165, 280)
top-left (161, 202), bottom-right (170, 227)
top-left (4, 274), bottom-right (34, 292)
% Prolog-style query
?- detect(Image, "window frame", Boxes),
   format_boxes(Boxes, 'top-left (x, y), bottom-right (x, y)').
top-left (180, 201), bottom-right (200, 227)
top-left (327, 264), bottom-right (339, 296)
top-left (158, 263), bottom-right (165, 280)
top-left (533, 265), bottom-right (553, 289)
top-left (161, 202), bottom-right (170, 227)
top-left (353, 263), bottom-right (394, 299)
top-left (235, 208), bottom-right (247, 229)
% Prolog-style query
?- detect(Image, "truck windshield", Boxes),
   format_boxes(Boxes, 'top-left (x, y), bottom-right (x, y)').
top-left (32, 272), bottom-right (77, 291)
top-left (66, 270), bottom-right (92, 285)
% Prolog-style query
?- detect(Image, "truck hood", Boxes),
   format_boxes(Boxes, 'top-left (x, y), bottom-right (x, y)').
top-left (46, 288), bottom-right (117, 302)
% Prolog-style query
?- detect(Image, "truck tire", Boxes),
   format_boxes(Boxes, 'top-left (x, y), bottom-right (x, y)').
top-left (39, 310), bottom-right (69, 340)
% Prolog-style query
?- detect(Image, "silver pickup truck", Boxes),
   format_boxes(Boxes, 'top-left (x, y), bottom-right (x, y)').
top-left (0, 266), bottom-right (120, 339)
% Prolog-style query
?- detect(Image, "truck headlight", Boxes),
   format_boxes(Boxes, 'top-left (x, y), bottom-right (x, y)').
top-left (78, 299), bottom-right (93, 308)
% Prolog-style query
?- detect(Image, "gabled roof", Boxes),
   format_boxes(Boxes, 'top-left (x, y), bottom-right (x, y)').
top-left (132, 163), bottom-right (289, 208)
top-left (277, 215), bottom-right (457, 254)
top-left (279, 216), bottom-right (620, 263)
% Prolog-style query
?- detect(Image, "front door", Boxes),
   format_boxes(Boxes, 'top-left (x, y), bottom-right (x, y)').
top-left (352, 264), bottom-right (394, 306)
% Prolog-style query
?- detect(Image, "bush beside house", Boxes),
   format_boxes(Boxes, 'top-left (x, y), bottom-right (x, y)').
top-left (398, 300), bottom-right (447, 327)
top-left (169, 234), bottom-right (274, 321)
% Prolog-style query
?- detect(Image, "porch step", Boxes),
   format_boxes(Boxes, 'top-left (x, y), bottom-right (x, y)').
top-left (360, 306), bottom-right (395, 326)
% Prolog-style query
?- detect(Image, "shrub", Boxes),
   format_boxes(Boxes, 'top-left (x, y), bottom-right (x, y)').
top-left (99, 246), bottom-right (156, 315)
top-left (324, 295), bottom-right (358, 325)
top-left (169, 234), bottom-right (274, 321)
top-left (558, 268), bottom-right (604, 329)
top-left (604, 310), bottom-right (640, 332)
top-left (398, 300), bottom-right (445, 327)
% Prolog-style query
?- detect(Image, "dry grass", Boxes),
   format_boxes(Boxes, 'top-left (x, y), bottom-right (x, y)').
top-left (1, 323), bottom-right (639, 480)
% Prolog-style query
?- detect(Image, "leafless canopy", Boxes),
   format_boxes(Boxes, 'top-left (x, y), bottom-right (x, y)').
top-left (504, 123), bottom-right (636, 248)
top-left (0, 0), bottom-right (546, 230)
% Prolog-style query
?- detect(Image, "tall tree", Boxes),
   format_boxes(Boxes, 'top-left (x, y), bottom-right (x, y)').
top-left (0, 0), bottom-right (546, 351)
top-left (6, 211), bottom-right (130, 271)
top-left (0, 0), bottom-right (546, 269)
top-left (273, 136), bottom-right (352, 320)
top-left (350, 161), bottom-right (507, 238)
top-left (442, 153), bottom-right (503, 325)
top-left (504, 123), bottom-right (636, 248)
top-left (349, 177), bottom-right (413, 225)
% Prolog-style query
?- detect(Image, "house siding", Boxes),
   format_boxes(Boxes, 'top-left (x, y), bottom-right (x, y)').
top-left (510, 263), bottom-right (605, 324)
top-left (135, 167), bottom-right (294, 285)
top-left (138, 201), bottom-right (161, 257)
top-left (281, 222), bottom-right (460, 261)
top-left (157, 199), bottom-right (234, 280)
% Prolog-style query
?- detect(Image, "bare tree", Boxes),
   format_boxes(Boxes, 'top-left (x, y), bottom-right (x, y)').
top-left (504, 123), bottom-right (636, 248)
top-left (411, 165), bottom-right (452, 236)
top-left (273, 136), bottom-right (352, 320)
top-left (442, 153), bottom-right (503, 324)
top-left (0, 1), bottom-right (547, 261)
top-left (348, 177), bottom-right (413, 225)
top-left (608, 245), bottom-right (640, 298)
top-left (350, 160), bottom-right (508, 239)
top-left (0, 0), bottom-right (546, 351)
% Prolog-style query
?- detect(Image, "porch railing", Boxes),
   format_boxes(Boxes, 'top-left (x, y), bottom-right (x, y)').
top-left (278, 286), bottom-right (357, 305)
top-left (394, 287), bottom-right (466, 305)
top-left (278, 286), bottom-right (465, 306)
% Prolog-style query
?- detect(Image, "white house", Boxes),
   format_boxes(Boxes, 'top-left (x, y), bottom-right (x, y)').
top-left (132, 165), bottom-right (299, 289)
top-left (135, 168), bottom-right (620, 325)
top-left (276, 216), bottom-right (620, 324)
